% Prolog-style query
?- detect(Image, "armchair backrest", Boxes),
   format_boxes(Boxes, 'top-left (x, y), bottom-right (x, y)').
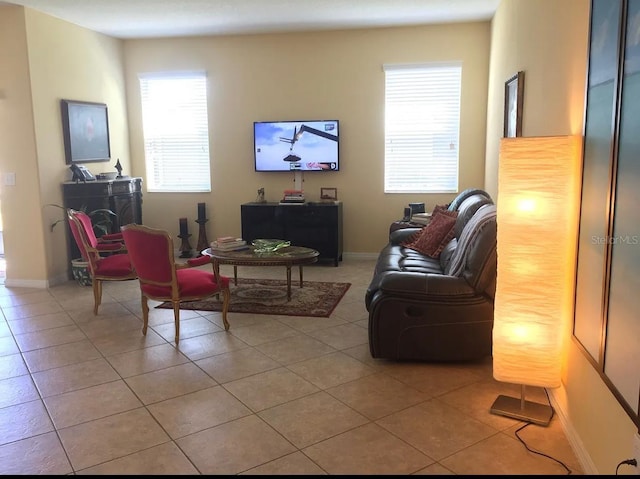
top-left (67, 209), bottom-right (99, 271)
top-left (120, 223), bottom-right (178, 294)
top-left (68, 209), bottom-right (100, 248)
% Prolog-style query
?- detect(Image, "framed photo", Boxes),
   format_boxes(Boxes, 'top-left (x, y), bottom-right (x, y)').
top-left (503, 71), bottom-right (525, 138)
top-left (60, 99), bottom-right (111, 164)
top-left (320, 187), bottom-right (338, 201)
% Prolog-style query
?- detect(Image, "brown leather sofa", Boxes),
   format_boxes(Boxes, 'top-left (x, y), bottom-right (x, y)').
top-left (365, 191), bottom-right (497, 361)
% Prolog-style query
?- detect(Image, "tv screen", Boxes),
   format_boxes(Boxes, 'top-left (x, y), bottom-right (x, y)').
top-left (254, 120), bottom-right (339, 172)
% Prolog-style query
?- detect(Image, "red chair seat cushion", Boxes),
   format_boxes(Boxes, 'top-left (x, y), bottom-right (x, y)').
top-left (95, 253), bottom-right (134, 277)
top-left (141, 269), bottom-right (230, 300)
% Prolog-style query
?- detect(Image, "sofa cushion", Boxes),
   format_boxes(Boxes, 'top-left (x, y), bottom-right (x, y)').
top-left (439, 237), bottom-right (458, 271)
top-left (401, 210), bottom-right (458, 258)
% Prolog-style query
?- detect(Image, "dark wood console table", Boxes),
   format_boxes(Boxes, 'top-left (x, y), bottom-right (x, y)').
top-left (240, 202), bottom-right (343, 266)
top-left (62, 177), bottom-right (143, 268)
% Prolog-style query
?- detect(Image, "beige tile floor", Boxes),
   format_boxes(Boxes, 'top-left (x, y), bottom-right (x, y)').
top-left (0, 257), bottom-right (583, 475)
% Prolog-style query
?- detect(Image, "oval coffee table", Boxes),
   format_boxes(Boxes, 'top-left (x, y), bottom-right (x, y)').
top-left (202, 245), bottom-right (319, 301)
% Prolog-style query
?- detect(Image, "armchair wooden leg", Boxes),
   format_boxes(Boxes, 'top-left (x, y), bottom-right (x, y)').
top-left (92, 279), bottom-right (102, 315)
top-left (141, 294), bottom-right (149, 335)
top-left (173, 301), bottom-right (181, 343)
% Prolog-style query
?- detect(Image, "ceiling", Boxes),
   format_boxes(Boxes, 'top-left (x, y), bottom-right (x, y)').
top-left (1, 0), bottom-right (500, 39)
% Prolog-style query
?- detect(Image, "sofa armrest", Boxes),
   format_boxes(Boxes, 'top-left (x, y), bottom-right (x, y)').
top-left (389, 228), bottom-right (422, 245)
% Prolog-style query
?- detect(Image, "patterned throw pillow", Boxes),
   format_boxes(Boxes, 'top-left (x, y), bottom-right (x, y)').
top-left (431, 204), bottom-right (450, 215)
top-left (401, 210), bottom-right (458, 258)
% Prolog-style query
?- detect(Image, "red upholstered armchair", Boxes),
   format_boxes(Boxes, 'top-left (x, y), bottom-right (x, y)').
top-left (66, 209), bottom-right (137, 314)
top-left (120, 223), bottom-right (231, 344)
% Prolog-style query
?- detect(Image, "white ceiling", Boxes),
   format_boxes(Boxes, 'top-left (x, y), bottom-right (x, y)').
top-left (1, 0), bottom-right (500, 39)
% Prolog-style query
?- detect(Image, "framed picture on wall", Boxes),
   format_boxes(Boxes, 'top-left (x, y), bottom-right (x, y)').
top-left (503, 71), bottom-right (525, 138)
top-left (60, 99), bottom-right (111, 164)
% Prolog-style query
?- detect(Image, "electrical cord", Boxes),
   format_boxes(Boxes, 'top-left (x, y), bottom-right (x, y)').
top-left (615, 458), bottom-right (637, 475)
top-left (515, 422), bottom-right (573, 474)
top-left (513, 389), bottom-right (573, 474)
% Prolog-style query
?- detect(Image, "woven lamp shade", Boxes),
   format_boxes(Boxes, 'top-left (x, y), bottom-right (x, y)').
top-left (493, 135), bottom-right (582, 388)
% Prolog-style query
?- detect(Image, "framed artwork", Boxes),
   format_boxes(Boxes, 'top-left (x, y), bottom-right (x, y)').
top-left (320, 187), bottom-right (338, 201)
top-left (503, 71), bottom-right (525, 138)
top-left (60, 99), bottom-right (111, 164)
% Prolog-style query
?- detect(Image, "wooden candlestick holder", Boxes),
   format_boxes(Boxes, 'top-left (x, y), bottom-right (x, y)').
top-left (195, 218), bottom-right (208, 256)
top-left (178, 233), bottom-right (193, 258)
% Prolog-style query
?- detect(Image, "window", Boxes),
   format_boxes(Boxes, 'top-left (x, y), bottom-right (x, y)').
top-left (139, 72), bottom-right (211, 192)
top-left (384, 62), bottom-right (461, 193)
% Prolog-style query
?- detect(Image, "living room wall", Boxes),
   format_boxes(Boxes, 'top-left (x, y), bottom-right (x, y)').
top-left (0, 6), bottom-right (491, 283)
top-left (0, 6), bottom-right (47, 285)
top-left (2, 1), bottom-right (634, 472)
top-left (488, 0), bottom-right (638, 474)
top-left (0, 6), bottom-right (130, 285)
top-left (122, 24), bottom-right (491, 255)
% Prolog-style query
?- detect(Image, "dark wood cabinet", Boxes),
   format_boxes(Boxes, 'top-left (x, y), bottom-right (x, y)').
top-left (241, 202), bottom-right (343, 266)
top-left (62, 177), bottom-right (143, 265)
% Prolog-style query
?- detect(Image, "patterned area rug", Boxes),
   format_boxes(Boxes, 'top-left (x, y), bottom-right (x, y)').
top-left (156, 278), bottom-right (351, 318)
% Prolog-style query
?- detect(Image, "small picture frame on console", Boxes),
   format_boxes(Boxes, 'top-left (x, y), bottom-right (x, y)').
top-left (320, 187), bottom-right (338, 202)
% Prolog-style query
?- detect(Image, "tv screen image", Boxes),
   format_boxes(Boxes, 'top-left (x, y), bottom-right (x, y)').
top-left (254, 120), bottom-right (339, 172)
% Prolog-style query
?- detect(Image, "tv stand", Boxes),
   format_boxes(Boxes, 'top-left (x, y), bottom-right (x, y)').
top-left (241, 202), bottom-right (343, 266)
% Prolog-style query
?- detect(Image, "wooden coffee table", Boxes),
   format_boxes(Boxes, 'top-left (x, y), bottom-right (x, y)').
top-left (202, 245), bottom-right (319, 301)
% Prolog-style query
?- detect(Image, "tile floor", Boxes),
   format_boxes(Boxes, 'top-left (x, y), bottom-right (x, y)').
top-left (0, 257), bottom-right (583, 474)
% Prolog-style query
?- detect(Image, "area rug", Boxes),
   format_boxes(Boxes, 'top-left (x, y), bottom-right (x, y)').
top-left (156, 278), bottom-right (351, 318)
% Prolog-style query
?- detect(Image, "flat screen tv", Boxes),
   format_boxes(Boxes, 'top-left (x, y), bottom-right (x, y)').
top-left (254, 120), bottom-right (339, 172)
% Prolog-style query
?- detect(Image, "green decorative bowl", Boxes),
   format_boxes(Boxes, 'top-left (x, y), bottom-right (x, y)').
top-left (252, 239), bottom-right (291, 253)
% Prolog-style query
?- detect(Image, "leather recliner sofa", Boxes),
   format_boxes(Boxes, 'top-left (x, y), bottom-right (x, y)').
top-left (365, 191), bottom-right (497, 361)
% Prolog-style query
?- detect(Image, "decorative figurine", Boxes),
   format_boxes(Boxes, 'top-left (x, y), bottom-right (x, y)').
top-left (257, 187), bottom-right (266, 203)
top-left (114, 158), bottom-right (123, 178)
top-left (195, 203), bottom-right (209, 256)
top-left (178, 217), bottom-right (193, 258)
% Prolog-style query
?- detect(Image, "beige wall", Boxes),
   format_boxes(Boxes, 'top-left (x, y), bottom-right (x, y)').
top-left (488, 0), bottom-right (638, 474)
top-left (0, 6), bottom-right (47, 286)
top-left (25, 8), bottom-right (129, 284)
top-left (123, 24), bottom-right (491, 253)
top-left (1, 1), bottom-right (638, 473)
top-left (0, 7), bottom-right (130, 284)
top-left (485, 0), bottom-right (590, 198)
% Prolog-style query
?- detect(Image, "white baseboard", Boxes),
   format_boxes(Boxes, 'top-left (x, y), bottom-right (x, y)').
top-left (4, 278), bottom-right (49, 289)
top-left (548, 388), bottom-right (598, 474)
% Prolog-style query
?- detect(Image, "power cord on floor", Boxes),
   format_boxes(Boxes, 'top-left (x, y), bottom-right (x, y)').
top-left (615, 458), bottom-right (637, 475)
top-left (515, 422), bottom-right (573, 474)
top-left (513, 389), bottom-right (573, 474)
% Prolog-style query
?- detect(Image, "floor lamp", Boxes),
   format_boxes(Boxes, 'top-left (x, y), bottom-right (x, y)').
top-left (491, 135), bottom-right (582, 426)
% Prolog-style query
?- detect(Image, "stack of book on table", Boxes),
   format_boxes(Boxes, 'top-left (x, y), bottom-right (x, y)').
top-left (280, 189), bottom-right (305, 204)
top-left (210, 236), bottom-right (248, 251)
top-left (410, 212), bottom-right (432, 226)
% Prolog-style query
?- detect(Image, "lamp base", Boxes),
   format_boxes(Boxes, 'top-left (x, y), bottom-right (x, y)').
top-left (490, 394), bottom-right (553, 426)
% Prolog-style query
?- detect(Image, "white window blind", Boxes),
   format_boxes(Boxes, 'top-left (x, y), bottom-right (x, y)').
top-left (384, 62), bottom-right (461, 193)
top-left (139, 72), bottom-right (211, 192)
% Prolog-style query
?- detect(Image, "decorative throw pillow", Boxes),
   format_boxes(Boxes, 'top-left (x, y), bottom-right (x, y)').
top-left (401, 210), bottom-right (458, 258)
top-left (431, 204), bottom-right (450, 216)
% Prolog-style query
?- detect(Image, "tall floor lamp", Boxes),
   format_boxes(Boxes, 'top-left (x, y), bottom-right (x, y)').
top-left (490, 135), bottom-right (582, 426)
